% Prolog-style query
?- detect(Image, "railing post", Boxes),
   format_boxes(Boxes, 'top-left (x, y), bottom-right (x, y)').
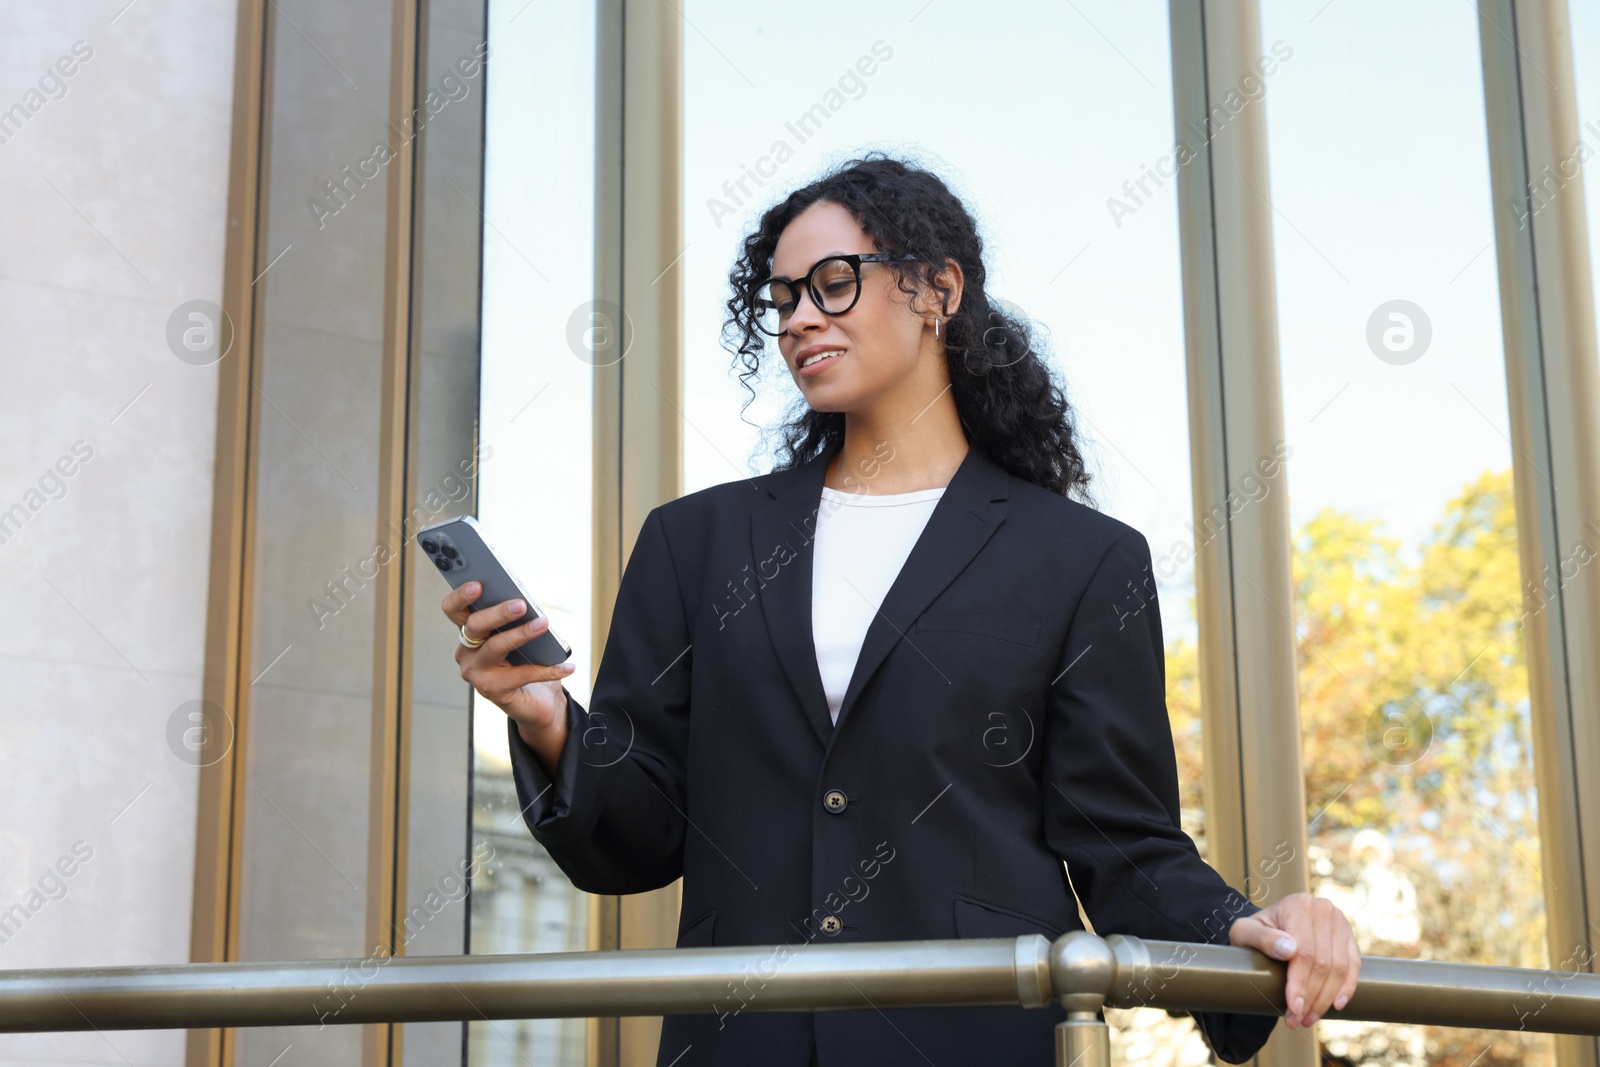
top-left (1055, 992), bottom-right (1111, 1067)
top-left (1050, 932), bottom-right (1117, 1067)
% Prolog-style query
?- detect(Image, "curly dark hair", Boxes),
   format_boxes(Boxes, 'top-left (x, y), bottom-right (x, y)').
top-left (722, 152), bottom-right (1093, 502)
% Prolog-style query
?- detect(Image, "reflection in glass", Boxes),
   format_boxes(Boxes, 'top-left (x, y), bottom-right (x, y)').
top-left (399, 0), bottom-right (493, 1060)
top-left (1572, 3), bottom-right (1600, 350)
top-left (469, 1), bottom-right (598, 1065)
top-left (235, 1), bottom-right (393, 1063)
top-left (683, 2), bottom-right (1209, 1060)
top-left (1261, 2), bottom-right (1550, 1063)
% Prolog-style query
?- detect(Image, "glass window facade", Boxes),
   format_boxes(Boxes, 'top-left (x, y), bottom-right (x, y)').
top-left (156, 2), bottom-right (1600, 1065)
top-left (1260, 1), bottom-right (1553, 1063)
top-left (469, 1), bottom-right (599, 1065)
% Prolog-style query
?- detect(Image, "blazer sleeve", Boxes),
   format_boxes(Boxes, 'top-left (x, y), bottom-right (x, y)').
top-left (504, 504), bottom-right (692, 895)
top-left (1042, 528), bottom-right (1279, 1064)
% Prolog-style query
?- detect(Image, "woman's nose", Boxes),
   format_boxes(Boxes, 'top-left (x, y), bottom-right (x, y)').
top-left (785, 287), bottom-right (827, 333)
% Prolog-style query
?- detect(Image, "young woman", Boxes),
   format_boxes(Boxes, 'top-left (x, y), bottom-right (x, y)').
top-left (442, 155), bottom-right (1359, 1067)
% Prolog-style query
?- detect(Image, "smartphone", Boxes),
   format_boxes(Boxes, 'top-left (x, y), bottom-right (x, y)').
top-left (416, 515), bottom-right (572, 667)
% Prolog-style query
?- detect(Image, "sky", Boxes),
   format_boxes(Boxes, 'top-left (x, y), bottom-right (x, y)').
top-left (475, 0), bottom-right (1600, 758)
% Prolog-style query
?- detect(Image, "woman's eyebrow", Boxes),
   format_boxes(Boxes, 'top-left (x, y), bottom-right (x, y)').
top-left (768, 251), bottom-right (861, 282)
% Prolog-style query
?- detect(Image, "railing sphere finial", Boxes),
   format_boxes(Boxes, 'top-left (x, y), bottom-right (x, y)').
top-left (1049, 931), bottom-right (1115, 1013)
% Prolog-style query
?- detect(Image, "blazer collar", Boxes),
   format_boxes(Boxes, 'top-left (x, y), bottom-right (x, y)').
top-left (748, 435), bottom-right (1011, 749)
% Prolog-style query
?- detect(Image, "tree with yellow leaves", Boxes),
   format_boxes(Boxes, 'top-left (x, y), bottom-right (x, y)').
top-left (1163, 469), bottom-right (1551, 1067)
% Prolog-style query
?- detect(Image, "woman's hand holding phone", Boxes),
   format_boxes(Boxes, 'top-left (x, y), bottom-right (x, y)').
top-left (443, 580), bottom-right (576, 775)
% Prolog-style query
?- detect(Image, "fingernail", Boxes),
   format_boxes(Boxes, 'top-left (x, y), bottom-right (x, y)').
top-left (1294, 996), bottom-right (1305, 1014)
top-left (1335, 995), bottom-right (1348, 1010)
top-left (563, 662), bottom-right (577, 673)
top-left (465, 582), bottom-right (479, 594)
top-left (509, 599), bottom-right (525, 614)
top-left (1275, 936), bottom-right (1296, 957)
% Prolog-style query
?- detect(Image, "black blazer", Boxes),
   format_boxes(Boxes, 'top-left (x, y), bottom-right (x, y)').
top-left (509, 436), bottom-right (1279, 1066)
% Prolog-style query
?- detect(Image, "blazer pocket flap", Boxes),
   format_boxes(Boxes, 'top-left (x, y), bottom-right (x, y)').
top-left (914, 610), bottom-right (1039, 647)
top-left (676, 907), bottom-right (717, 947)
top-left (952, 893), bottom-right (1063, 940)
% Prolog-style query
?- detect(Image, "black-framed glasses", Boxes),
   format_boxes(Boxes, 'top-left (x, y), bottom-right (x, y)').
top-left (749, 252), bottom-right (918, 336)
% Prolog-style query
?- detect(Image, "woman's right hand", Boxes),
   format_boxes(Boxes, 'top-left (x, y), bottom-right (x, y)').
top-left (443, 581), bottom-right (576, 774)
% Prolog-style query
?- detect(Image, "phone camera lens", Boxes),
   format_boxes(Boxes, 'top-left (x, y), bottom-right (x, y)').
top-left (433, 556), bottom-right (450, 572)
top-left (421, 538), bottom-right (438, 554)
top-left (441, 544), bottom-right (458, 559)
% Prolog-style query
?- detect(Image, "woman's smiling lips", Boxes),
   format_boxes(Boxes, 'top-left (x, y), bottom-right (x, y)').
top-left (795, 344), bottom-right (845, 377)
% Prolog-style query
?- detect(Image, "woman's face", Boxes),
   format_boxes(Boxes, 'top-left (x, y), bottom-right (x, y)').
top-left (768, 200), bottom-right (935, 412)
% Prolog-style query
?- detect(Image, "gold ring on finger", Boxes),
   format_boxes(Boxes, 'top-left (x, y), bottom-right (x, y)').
top-left (459, 622), bottom-right (485, 649)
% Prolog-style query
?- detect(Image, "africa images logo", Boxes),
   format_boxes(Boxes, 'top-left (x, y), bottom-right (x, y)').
top-left (704, 41), bottom-right (894, 229)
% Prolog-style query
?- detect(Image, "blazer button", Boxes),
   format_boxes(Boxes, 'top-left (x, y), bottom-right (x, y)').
top-left (820, 914), bottom-right (842, 935)
top-left (823, 789), bottom-right (848, 814)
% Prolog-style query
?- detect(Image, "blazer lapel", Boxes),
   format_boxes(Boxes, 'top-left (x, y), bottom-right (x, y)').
top-left (747, 436), bottom-right (1011, 749)
top-left (749, 439), bottom-right (844, 748)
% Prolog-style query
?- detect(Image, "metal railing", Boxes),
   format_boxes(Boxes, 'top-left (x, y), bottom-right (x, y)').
top-left (5, 933), bottom-right (1599, 1066)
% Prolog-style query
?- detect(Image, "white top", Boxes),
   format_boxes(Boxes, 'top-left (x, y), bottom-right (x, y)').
top-left (811, 484), bottom-right (946, 725)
